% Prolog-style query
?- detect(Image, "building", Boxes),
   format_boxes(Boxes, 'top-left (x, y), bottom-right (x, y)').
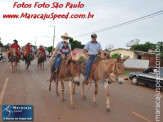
top-left (71, 48), bottom-right (85, 60)
top-left (110, 48), bottom-right (156, 67)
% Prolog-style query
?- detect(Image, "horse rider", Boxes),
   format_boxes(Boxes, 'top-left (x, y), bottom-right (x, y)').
top-left (23, 42), bottom-right (34, 61)
top-left (83, 33), bottom-right (104, 85)
top-left (7, 39), bottom-right (21, 61)
top-left (47, 32), bottom-right (70, 81)
top-left (38, 45), bottom-right (46, 61)
top-left (54, 39), bottom-right (71, 72)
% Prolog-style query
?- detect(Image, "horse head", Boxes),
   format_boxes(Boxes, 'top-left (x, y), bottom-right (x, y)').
top-left (60, 57), bottom-right (81, 83)
top-left (114, 54), bottom-right (129, 84)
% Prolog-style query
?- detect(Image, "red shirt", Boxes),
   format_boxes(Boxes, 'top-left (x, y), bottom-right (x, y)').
top-left (11, 43), bottom-right (20, 50)
top-left (25, 45), bottom-right (31, 52)
top-left (39, 47), bottom-right (45, 52)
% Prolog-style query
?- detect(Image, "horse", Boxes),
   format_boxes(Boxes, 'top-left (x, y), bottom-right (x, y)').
top-left (38, 52), bottom-right (46, 70)
top-left (80, 55), bottom-right (129, 111)
top-left (25, 50), bottom-right (32, 71)
top-left (48, 57), bottom-right (81, 107)
top-left (10, 48), bottom-right (19, 73)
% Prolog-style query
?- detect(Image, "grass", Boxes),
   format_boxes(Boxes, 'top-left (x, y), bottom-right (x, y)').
top-left (124, 70), bottom-right (136, 76)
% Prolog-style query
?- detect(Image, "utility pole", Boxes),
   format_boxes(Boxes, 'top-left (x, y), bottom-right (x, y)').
top-left (35, 37), bottom-right (37, 52)
top-left (49, 25), bottom-right (55, 51)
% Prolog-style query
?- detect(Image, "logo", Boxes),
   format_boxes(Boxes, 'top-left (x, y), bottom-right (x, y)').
top-left (2, 105), bottom-right (33, 121)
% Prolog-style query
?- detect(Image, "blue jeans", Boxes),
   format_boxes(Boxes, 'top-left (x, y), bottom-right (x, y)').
top-left (55, 57), bottom-right (62, 69)
top-left (51, 54), bottom-right (61, 72)
top-left (85, 55), bottom-right (96, 80)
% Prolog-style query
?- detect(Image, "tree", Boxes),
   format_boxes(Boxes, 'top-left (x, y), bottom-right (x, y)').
top-left (157, 42), bottom-right (163, 55)
top-left (111, 53), bottom-right (119, 59)
top-left (130, 42), bottom-right (156, 52)
top-left (0, 41), bottom-right (3, 47)
top-left (3, 43), bottom-right (10, 50)
top-left (69, 38), bottom-right (85, 50)
top-left (78, 56), bottom-right (85, 61)
top-left (47, 46), bottom-right (53, 53)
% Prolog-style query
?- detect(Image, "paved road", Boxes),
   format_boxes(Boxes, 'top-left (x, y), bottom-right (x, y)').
top-left (0, 59), bottom-right (162, 122)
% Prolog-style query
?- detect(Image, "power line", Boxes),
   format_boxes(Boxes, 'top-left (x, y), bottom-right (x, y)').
top-left (73, 10), bottom-right (163, 38)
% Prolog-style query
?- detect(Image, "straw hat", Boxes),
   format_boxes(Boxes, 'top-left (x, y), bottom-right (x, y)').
top-left (61, 33), bottom-right (70, 39)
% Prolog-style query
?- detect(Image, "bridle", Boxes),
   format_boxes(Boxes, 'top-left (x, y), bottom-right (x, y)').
top-left (103, 60), bottom-right (120, 83)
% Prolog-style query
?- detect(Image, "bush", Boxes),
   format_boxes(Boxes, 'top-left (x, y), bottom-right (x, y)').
top-left (78, 56), bottom-right (85, 61)
top-left (111, 53), bottom-right (119, 59)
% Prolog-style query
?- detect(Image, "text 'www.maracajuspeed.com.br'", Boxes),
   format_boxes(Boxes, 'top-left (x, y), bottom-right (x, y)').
top-left (3, 12), bottom-right (94, 20)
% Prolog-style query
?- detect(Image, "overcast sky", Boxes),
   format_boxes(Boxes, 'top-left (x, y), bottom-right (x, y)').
top-left (0, 0), bottom-right (163, 49)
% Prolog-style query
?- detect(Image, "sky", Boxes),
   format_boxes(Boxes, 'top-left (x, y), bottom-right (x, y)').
top-left (0, 0), bottom-right (163, 50)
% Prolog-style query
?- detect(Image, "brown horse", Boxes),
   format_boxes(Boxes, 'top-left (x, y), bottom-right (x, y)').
top-left (49, 57), bottom-right (81, 107)
top-left (81, 55), bottom-right (129, 111)
top-left (38, 52), bottom-right (46, 70)
top-left (10, 48), bottom-right (19, 73)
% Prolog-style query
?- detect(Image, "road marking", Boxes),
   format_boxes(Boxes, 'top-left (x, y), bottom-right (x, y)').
top-left (132, 112), bottom-right (152, 122)
top-left (0, 78), bottom-right (8, 105)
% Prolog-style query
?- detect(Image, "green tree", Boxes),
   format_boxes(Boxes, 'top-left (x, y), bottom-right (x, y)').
top-left (3, 43), bottom-right (10, 50)
top-left (157, 42), bottom-right (163, 55)
top-left (78, 56), bottom-right (85, 61)
top-left (0, 41), bottom-right (3, 47)
top-left (69, 38), bottom-right (85, 50)
top-left (47, 46), bottom-right (53, 53)
top-left (130, 42), bottom-right (156, 52)
top-left (111, 53), bottom-right (119, 59)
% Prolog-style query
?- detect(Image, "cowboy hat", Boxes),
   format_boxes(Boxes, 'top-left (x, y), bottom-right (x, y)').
top-left (13, 39), bottom-right (18, 42)
top-left (27, 42), bottom-right (31, 44)
top-left (40, 45), bottom-right (43, 47)
top-left (61, 33), bottom-right (70, 38)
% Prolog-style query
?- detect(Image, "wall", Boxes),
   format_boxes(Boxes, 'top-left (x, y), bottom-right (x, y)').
top-left (142, 54), bottom-right (156, 67)
top-left (110, 49), bottom-right (138, 59)
top-left (124, 59), bottom-right (149, 69)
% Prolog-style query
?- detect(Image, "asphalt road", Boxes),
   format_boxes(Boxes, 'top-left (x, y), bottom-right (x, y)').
top-left (0, 59), bottom-right (162, 122)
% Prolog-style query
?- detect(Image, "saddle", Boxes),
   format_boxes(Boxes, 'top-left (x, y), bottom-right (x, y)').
top-left (88, 56), bottom-right (103, 83)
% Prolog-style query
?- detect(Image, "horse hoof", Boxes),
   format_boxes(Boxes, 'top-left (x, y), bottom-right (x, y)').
top-left (82, 96), bottom-right (87, 100)
top-left (106, 108), bottom-right (110, 112)
top-left (56, 93), bottom-right (59, 96)
top-left (61, 98), bottom-right (66, 102)
top-left (71, 104), bottom-right (75, 108)
top-left (49, 88), bottom-right (51, 91)
top-left (73, 91), bottom-right (75, 94)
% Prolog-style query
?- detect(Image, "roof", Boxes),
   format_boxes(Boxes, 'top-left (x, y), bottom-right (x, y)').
top-left (110, 48), bottom-right (155, 55)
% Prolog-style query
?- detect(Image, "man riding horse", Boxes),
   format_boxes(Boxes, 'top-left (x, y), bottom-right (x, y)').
top-left (38, 45), bottom-right (46, 61)
top-left (23, 42), bottom-right (34, 61)
top-left (7, 39), bottom-right (21, 61)
top-left (83, 33), bottom-right (104, 85)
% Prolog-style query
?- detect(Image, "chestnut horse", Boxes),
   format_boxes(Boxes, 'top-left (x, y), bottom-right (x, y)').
top-left (81, 55), bottom-right (129, 111)
top-left (38, 52), bottom-right (46, 70)
top-left (10, 48), bottom-right (19, 73)
top-left (49, 57), bottom-right (81, 107)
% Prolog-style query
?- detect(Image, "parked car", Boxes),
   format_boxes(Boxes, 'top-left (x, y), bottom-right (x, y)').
top-left (129, 67), bottom-right (163, 90)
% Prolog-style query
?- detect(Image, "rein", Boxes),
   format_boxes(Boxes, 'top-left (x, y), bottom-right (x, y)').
top-left (103, 60), bottom-right (119, 83)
